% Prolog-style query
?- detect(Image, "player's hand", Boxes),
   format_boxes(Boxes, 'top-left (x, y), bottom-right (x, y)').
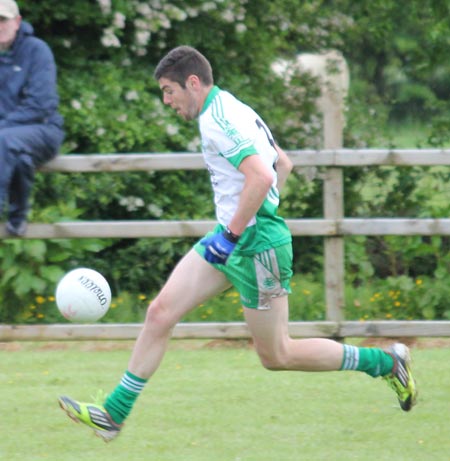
top-left (200, 230), bottom-right (238, 265)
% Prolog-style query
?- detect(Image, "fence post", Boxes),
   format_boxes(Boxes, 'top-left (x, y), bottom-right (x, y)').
top-left (318, 53), bottom-right (349, 322)
top-left (323, 166), bottom-right (344, 322)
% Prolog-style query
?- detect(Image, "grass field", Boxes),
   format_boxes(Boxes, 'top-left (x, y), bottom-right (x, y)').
top-left (1, 338), bottom-right (449, 461)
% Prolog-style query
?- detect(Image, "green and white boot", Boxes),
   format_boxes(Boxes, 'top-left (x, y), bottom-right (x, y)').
top-left (58, 395), bottom-right (122, 442)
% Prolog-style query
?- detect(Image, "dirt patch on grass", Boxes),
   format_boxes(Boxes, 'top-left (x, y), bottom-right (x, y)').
top-left (203, 339), bottom-right (253, 349)
top-left (360, 337), bottom-right (450, 349)
top-left (0, 340), bottom-right (135, 352)
top-left (2, 337), bottom-right (450, 352)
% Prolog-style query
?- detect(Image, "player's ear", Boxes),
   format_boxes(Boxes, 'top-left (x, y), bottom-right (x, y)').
top-left (186, 75), bottom-right (200, 89)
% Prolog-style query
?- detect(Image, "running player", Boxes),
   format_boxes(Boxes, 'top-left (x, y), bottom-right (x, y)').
top-left (59, 46), bottom-right (417, 442)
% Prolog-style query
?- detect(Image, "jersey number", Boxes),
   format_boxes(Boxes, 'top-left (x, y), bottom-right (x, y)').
top-left (255, 119), bottom-right (275, 147)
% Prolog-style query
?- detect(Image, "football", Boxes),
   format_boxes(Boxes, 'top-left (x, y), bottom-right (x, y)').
top-left (55, 268), bottom-right (112, 322)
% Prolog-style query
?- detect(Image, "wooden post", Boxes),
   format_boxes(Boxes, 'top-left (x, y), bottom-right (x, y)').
top-left (318, 53), bottom-right (349, 322)
top-left (323, 167), bottom-right (344, 322)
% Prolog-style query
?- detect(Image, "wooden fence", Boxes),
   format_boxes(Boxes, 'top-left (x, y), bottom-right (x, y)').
top-left (2, 148), bottom-right (450, 341)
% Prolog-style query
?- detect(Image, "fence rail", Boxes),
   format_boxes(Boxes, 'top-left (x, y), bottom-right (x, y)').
top-left (3, 148), bottom-right (450, 241)
top-left (4, 218), bottom-right (450, 240)
top-left (2, 148), bottom-right (450, 340)
top-left (40, 149), bottom-right (450, 172)
top-left (2, 321), bottom-right (450, 342)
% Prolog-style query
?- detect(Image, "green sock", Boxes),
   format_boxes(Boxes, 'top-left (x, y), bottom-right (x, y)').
top-left (340, 345), bottom-right (394, 378)
top-left (104, 370), bottom-right (148, 424)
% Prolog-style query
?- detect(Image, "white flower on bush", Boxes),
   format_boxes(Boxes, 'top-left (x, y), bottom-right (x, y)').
top-left (127, 3), bottom-right (203, 54)
top-left (117, 114), bottom-right (128, 122)
top-left (113, 12), bottom-right (126, 29)
top-left (119, 196), bottom-right (145, 212)
top-left (202, 2), bottom-right (216, 12)
top-left (66, 141), bottom-right (78, 151)
top-left (96, 128), bottom-right (106, 136)
top-left (221, 9), bottom-right (235, 22)
top-left (101, 27), bottom-right (121, 48)
top-left (153, 99), bottom-right (166, 117)
top-left (97, 0), bottom-right (111, 15)
top-left (71, 100), bottom-right (82, 110)
top-left (136, 2), bottom-right (153, 16)
top-left (187, 137), bottom-right (201, 152)
top-left (134, 47), bottom-right (148, 57)
top-left (147, 203), bottom-right (163, 217)
top-left (135, 18), bottom-right (151, 30)
top-left (166, 124), bottom-right (179, 136)
top-left (153, 11), bottom-right (171, 30)
top-left (186, 7), bottom-right (199, 18)
top-left (165, 5), bottom-right (187, 21)
top-left (125, 90), bottom-right (139, 101)
top-left (136, 30), bottom-right (151, 46)
top-left (94, 2), bottom-right (257, 56)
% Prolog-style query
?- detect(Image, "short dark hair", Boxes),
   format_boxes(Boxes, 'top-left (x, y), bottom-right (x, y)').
top-left (154, 46), bottom-right (213, 88)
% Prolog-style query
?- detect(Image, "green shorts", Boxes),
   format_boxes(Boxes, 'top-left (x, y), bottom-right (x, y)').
top-left (194, 237), bottom-right (293, 309)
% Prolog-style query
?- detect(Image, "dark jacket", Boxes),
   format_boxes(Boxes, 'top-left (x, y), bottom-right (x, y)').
top-left (0, 21), bottom-right (63, 130)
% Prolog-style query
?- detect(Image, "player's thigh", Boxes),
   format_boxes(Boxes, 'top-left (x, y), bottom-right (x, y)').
top-left (243, 295), bottom-right (290, 349)
top-left (155, 248), bottom-right (231, 320)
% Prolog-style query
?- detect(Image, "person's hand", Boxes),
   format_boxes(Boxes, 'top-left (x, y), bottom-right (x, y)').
top-left (200, 229), bottom-right (239, 265)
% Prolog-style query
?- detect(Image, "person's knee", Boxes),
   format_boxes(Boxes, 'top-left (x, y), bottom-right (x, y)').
top-left (255, 345), bottom-right (290, 371)
top-left (19, 153), bottom-right (34, 170)
top-left (143, 297), bottom-right (176, 332)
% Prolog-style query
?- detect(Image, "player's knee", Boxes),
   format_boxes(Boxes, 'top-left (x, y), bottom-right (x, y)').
top-left (144, 298), bottom-right (175, 331)
top-left (256, 349), bottom-right (289, 371)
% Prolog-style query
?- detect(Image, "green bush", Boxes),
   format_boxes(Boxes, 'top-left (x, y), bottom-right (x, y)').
top-left (346, 274), bottom-right (450, 321)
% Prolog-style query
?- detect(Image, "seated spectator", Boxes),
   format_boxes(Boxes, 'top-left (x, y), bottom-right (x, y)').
top-left (0, 0), bottom-right (64, 236)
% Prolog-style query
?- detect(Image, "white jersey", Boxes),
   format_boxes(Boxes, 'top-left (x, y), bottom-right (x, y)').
top-left (198, 86), bottom-right (291, 255)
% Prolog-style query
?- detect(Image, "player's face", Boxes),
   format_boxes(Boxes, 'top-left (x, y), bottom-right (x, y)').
top-left (0, 16), bottom-right (20, 50)
top-left (159, 77), bottom-right (199, 121)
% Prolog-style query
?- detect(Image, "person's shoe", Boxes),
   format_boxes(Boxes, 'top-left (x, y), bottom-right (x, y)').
top-left (5, 220), bottom-right (27, 237)
top-left (58, 395), bottom-right (122, 442)
top-left (382, 343), bottom-right (417, 411)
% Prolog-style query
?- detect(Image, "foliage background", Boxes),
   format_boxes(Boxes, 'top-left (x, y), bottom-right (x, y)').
top-left (1, 0), bottom-right (450, 323)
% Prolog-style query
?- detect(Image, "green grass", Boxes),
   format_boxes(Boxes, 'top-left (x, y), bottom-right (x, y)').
top-left (1, 339), bottom-right (449, 461)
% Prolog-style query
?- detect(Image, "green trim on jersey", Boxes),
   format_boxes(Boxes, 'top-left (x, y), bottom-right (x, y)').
top-left (200, 85), bottom-right (221, 115)
top-left (226, 145), bottom-right (258, 169)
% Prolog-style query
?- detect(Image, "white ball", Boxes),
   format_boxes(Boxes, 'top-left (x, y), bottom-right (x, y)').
top-left (55, 268), bottom-right (111, 322)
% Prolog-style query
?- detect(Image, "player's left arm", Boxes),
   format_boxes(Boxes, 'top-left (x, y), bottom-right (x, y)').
top-left (227, 154), bottom-right (273, 236)
top-left (274, 143), bottom-right (293, 191)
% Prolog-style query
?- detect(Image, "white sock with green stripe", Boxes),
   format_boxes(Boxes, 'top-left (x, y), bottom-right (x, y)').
top-left (104, 370), bottom-right (147, 424)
